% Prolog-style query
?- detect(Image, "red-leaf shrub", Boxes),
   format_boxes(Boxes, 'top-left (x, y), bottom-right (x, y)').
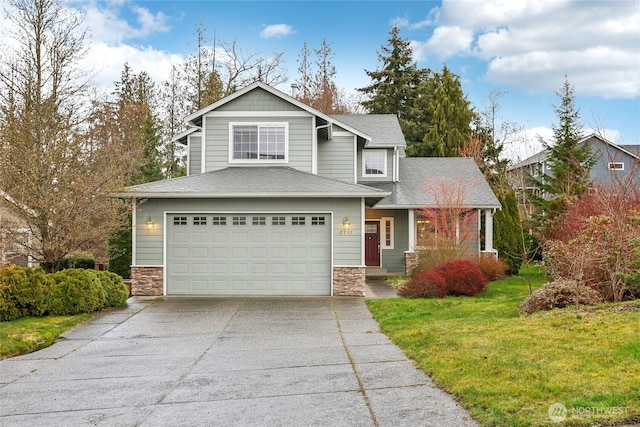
top-left (398, 271), bottom-right (447, 298)
top-left (434, 259), bottom-right (488, 296)
top-left (475, 256), bottom-right (508, 281)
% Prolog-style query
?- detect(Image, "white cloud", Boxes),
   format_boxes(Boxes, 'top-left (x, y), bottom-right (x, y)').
top-left (405, 0), bottom-right (640, 99)
top-left (81, 2), bottom-right (170, 44)
top-left (83, 42), bottom-right (183, 93)
top-left (412, 26), bottom-right (473, 61)
top-left (260, 24), bottom-right (294, 39)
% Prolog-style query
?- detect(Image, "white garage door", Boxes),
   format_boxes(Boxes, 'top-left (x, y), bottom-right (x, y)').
top-left (166, 213), bottom-right (331, 295)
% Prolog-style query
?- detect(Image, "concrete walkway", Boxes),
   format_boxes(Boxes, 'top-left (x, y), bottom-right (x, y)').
top-left (0, 297), bottom-right (477, 426)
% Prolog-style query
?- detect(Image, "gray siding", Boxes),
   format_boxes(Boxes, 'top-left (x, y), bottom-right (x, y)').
top-left (317, 133), bottom-right (355, 182)
top-left (216, 87), bottom-right (300, 112)
top-left (188, 135), bottom-right (201, 175)
top-left (134, 197), bottom-right (362, 266)
top-left (591, 140), bottom-right (639, 187)
top-left (366, 209), bottom-right (408, 272)
top-left (203, 115), bottom-right (313, 173)
top-left (357, 147), bottom-right (395, 183)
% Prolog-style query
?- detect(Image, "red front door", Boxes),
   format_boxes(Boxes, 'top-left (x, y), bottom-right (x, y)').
top-left (365, 221), bottom-right (380, 266)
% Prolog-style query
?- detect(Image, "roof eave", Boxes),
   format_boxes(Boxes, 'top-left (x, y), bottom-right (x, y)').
top-left (113, 191), bottom-right (391, 199)
top-left (372, 203), bottom-right (501, 210)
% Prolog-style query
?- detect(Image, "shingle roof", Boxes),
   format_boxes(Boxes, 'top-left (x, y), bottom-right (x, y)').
top-left (115, 167), bottom-right (390, 199)
top-left (331, 114), bottom-right (406, 148)
top-left (368, 158), bottom-right (501, 209)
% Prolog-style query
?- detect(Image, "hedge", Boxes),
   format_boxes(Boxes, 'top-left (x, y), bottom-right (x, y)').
top-left (0, 267), bottom-right (128, 321)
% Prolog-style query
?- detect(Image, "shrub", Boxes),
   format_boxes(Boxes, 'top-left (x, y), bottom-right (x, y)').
top-left (60, 252), bottom-right (96, 270)
top-left (95, 271), bottom-right (129, 307)
top-left (398, 271), bottom-right (447, 298)
top-left (494, 190), bottom-right (525, 274)
top-left (0, 266), bottom-right (53, 321)
top-left (434, 259), bottom-right (488, 296)
top-left (476, 256), bottom-right (508, 281)
top-left (520, 280), bottom-right (604, 314)
top-left (47, 269), bottom-right (106, 315)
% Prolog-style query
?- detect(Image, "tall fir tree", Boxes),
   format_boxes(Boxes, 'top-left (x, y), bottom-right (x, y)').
top-left (527, 76), bottom-right (594, 234)
top-left (358, 26), bottom-right (431, 151)
top-left (108, 64), bottom-right (164, 278)
top-left (418, 65), bottom-right (474, 157)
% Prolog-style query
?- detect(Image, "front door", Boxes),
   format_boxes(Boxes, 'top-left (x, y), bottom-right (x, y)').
top-left (365, 221), bottom-right (380, 266)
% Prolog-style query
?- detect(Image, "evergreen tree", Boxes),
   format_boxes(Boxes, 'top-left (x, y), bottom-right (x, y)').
top-left (527, 76), bottom-right (594, 232)
top-left (419, 65), bottom-right (474, 157)
top-left (358, 26), bottom-right (431, 150)
top-left (494, 190), bottom-right (524, 275)
top-left (108, 64), bottom-right (164, 278)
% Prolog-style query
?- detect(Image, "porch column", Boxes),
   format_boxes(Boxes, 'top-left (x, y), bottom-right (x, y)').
top-left (408, 209), bottom-right (415, 250)
top-left (484, 208), bottom-right (495, 253)
top-left (404, 209), bottom-right (418, 274)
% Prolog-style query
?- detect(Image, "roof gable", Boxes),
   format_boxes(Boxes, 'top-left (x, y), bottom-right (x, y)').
top-left (509, 133), bottom-right (639, 170)
top-left (183, 82), bottom-right (372, 142)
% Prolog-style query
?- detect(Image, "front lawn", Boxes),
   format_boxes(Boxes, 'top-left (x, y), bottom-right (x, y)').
top-left (367, 266), bottom-right (640, 427)
top-left (0, 314), bottom-right (93, 359)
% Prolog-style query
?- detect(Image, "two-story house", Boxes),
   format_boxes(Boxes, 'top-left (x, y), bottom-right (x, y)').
top-left (508, 134), bottom-right (640, 213)
top-left (117, 82), bottom-right (500, 297)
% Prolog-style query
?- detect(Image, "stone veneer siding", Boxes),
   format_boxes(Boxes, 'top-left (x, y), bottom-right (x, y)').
top-left (404, 251), bottom-right (418, 275)
top-left (131, 266), bottom-right (163, 296)
top-left (333, 267), bottom-right (365, 297)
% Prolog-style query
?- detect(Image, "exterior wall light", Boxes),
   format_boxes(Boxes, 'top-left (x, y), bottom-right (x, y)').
top-left (342, 217), bottom-right (352, 230)
top-left (145, 216), bottom-right (155, 230)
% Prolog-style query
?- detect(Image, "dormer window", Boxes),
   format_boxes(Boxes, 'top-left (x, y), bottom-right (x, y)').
top-left (363, 150), bottom-right (387, 177)
top-left (230, 122), bottom-right (288, 163)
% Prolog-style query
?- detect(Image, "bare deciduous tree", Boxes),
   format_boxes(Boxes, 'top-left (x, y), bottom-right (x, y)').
top-left (0, 0), bottom-right (139, 271)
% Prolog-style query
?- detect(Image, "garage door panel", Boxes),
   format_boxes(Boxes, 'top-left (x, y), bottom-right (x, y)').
top-left (192, 263), bottom-right (208, 274)
top-left (171, 247), bottom-right (189, 259)
top-left (192, 247), bottom-right (208, 259)
top-left (167, 213), bottom-right (331, 296)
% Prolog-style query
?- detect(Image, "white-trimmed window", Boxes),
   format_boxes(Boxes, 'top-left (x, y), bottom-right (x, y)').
top-left (230, 122), bottom-right (288, 162)
top-left (363, 150), bottom-right (387, 177)
top-left (609, 162), bottom-right (624, 171)
top-left (381, 217), bottom-right (394, 249)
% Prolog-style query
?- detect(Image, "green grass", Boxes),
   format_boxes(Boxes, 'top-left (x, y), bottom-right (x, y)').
top-left (0, 314), bottom-right (93, 359)
top-left (367, 265), bottom-right (640, 427)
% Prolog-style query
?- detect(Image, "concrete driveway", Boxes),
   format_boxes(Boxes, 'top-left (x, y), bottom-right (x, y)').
top-left (0, 297), bottom-right (477, 426)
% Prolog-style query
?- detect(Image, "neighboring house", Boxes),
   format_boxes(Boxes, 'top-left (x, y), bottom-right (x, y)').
top-left (116, 82), bottom-right (500, 297)
top-left (509, 134), bottom-right (640, 209)
top-left (0, 191), bottom-right (37, 267)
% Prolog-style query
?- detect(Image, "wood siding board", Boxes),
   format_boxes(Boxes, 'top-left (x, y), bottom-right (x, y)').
top-left (317, 134), bottom-right (355, 182)
top-left (188, 136), bottom-right (201, 176)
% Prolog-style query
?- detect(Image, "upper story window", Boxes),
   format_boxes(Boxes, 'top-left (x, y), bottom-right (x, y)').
top-left (363, 150), bottom-right (387, 177)
top-left (230, 122), bottom-right (288, 163)
top-left (609, 162), bottom-right (624, 171)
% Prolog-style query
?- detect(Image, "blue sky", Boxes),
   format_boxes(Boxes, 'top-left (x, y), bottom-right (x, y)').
top-left (4, 0), bottom-right (639, 159)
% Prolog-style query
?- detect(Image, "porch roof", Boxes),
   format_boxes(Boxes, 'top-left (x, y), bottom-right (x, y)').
top-left (368, 158), bottom-right (501, 209)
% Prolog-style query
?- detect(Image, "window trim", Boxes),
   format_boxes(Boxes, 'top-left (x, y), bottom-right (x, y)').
top-left (608, 162), bottom-right (624, 171)
top-left (362, 149), bottom-right (388, 177)
top-left (229, 122), bottom-right (289, 164)
top-left (381, 217), bottom-right (394, 249)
